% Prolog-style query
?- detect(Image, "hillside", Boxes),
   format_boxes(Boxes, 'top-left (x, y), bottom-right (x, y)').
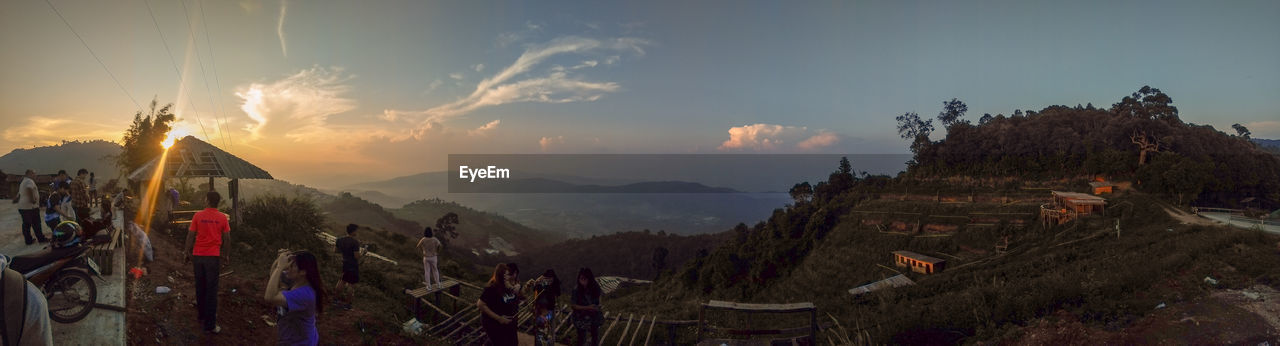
top-left (391, 198), bottom-right (567, 256)
top-left (904, 87), bottom-right (1280, 208)
top-left (495, 229), bottom-right (732, 283)
top-left (0, 139), bottom-right (122, 179)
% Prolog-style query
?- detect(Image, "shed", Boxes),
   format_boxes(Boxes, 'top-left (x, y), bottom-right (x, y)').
top-left (1051, 191), bottom-right (1106, 215)
top-left (893, 251), bottom-right (946, 274)
top-left (128, 136), bottom-right (273, 227)
top-left (1088, 181), bottom-right (1115, 195)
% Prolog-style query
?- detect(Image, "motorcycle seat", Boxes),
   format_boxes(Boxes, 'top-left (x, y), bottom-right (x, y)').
top-left (9, 246), bottom-right (86, 274)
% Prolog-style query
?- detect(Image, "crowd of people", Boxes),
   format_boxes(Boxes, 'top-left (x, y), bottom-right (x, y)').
top-left (7, 168), bottom-right (610, 346)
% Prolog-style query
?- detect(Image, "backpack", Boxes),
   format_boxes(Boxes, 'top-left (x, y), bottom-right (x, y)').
top-left (1, 268), bottom-right (29, 346)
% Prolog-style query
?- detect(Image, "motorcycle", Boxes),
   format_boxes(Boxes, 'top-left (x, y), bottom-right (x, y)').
top-left (8, 221), bottom-right (101, 323)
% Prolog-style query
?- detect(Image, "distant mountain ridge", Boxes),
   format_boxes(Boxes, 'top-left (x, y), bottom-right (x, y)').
top-left (0, 140), bottom-right (122, 179)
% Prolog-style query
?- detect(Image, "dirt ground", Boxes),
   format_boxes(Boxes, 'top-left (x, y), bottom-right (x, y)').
top-left (1013, 286), bottom-right (1280, 344)
top-left (123, 226), bottom-right (419, 345)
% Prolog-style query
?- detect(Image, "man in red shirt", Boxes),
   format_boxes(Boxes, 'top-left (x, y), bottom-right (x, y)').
top-left (183, 191), bottom-right (230, 334)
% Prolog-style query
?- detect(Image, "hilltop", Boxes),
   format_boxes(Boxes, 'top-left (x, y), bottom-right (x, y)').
top-left (0, 139), bottom-right (122, 179)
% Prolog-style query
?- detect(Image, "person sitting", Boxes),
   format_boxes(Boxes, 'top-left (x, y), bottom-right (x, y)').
top-left (264, 250), bottom-right (325, 346)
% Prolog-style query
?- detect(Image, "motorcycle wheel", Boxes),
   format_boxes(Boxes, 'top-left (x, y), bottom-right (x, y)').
top-left (44, 269), bottom-right (97, 323)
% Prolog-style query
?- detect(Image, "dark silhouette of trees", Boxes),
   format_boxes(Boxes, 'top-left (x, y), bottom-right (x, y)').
top-left (789, 182), bottom-right (813, 204)
top-left (435, 212), bottom-right (459, 245)
top-left (117, 98), bottom-right (175, 173)
top-left (1110, 85), bottom-right (1179, 123)
top-left (896, 112), bottom-right (934, 155)
top-left (938, 98), bottom-right (969, 128)
top-left (1233, 123), bottom-right (1251, 139)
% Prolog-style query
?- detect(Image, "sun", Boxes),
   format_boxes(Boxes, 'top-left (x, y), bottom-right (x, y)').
top-left (161, 128), bottom-right (188, 149)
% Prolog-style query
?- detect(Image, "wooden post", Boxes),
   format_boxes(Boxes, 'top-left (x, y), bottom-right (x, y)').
top-left (809, 308), bottom-right (817, 343)
top-left (696, 304), bottom-right (706, 342)
top-left (229, 178), bottom-right (239, 228)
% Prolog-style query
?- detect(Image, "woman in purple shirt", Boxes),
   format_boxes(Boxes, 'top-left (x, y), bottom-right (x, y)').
top-left (265, 250), bottom-right (326, 346)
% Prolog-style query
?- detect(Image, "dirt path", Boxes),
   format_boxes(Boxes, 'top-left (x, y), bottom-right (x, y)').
top-left (1157, 203), bottom-right (1219, 227)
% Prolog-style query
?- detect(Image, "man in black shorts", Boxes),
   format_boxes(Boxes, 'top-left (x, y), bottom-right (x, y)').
top-left (334, 224), bottom-right (362, 310)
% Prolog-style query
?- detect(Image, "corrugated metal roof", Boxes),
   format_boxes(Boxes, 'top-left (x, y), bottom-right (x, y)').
top-left (1051, 190), bottom-right (1107, 203)
top-left (892, 250), bottom-right (945, 264)
top-left (1088, 181), bottom-right (1114, 188)
top-left (848, 274), bottom-right (915, 296)
top-left (128, 136), bottom-right (272, 180)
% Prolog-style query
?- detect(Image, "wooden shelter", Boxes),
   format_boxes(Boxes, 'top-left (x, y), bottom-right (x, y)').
top-left (127, 136), bottom-right (272, 227)
top-left (893, 251), bottom-right (946, 274)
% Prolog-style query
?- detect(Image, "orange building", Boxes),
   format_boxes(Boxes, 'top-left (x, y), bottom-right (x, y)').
top-left (1089, 181), bottom-right (1115, 195)
top-left (893, 251), bottom-right (946, 274)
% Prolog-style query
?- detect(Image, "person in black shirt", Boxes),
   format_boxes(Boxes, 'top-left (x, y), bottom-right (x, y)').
top-left (477, 263), bottom-right (521, 346)
top-left (333, 224), bottom-right (362, 310)
top-left (571, 267), bottom-right (603, 346)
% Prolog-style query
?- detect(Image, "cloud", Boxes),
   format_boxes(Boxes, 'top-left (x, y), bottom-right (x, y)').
top-left (2, 118), bottom-right (122, 147)
top-left (277, 0), bottom-right (288, 57)
top-left (539, 135), bottom-right (565, 151)
top-left (570, 60), bottom-right (598, 69)
top-left (468, 120), bottom-right (500, 136)
top-left (423, 79), bottom-right (443, 95)
top-left (387, 36), bottom-right (650, 138)
top-left (449, 72), bottom-right (464, 80)
top-left (718, 124), bottom-right (808, 151)
top-left (235, 66), bottom-right (357, 142)
top-left (717, 124), bottom-right (845, 151)
top-left (796, 131), bottom-right (841, 150)
top-left (239, 0), bottom-right (261, 14)
top-left (471, 64), bottom-right (485, 72)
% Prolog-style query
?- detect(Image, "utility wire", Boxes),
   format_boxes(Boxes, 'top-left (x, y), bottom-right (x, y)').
top-left (42, 0), bottom-right (143, 113)
top-left (143, 0), bottom-right (212, 143)
top-left (178, 0), bottom-right (231, 149)
top-left (197, 0), bottom-right (234, 149)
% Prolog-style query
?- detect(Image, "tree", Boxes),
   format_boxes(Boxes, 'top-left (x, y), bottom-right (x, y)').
top-left (652, 246), bottom-right (669, 277)
top-left (435, 212), bottom-right (460, 245)
top-left (937, 98), bottom-right (968, 128)
top-left (978, 113), bottom-right (993, 125)
top-left (1110, 85), bottom-right (1179, 123)
top-left (1131, 131), bottom-right (1160, 166)
top-left (117, 98), bottom-right (176, 173)
top-left (896, 112), bottom-right (934, 155)
top-left (838, 157), bottom-right (852, 175)
top-left (788, 182), bottom-right (813, 204)
top-left (1232, 123), bottom-right (1251, 139)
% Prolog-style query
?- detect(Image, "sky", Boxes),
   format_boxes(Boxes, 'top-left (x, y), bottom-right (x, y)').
top-left (2, 0), bottom-right (1278, 188)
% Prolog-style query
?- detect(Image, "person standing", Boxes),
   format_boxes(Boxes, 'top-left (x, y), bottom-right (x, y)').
top-left (333, 224), bottom-right (362, 310)
top-left (183, 191), bottom-right (230, 334)
top-left (264, 250), bottom-right (325, 346)
top-left (526, 270), bottom-right (561, 346)
top-left (13, 170), bottom-right (49, 244)
top-left (477, 263), bottom-right (520, 346)
top-left (571, 267), bottom-right (603, 346)
top-left (69, 169), bottom-right (92, 221)
top-left (416, 227), bottom-right (443, 289)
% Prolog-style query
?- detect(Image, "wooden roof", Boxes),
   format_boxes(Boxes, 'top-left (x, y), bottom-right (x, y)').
top-left (1051, 191), bottom-right (1107, 205)
top-left (848, 274), bottom-right (915, 296)
top-left (892, 250), bottom-right (945, 264)
top-left (703, 300), bottom-right (815, 313)
top-left (128, 136), bottom-right (272, 181)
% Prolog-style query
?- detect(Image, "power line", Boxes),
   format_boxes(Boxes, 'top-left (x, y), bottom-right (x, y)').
top-left (178, 0), bottom-right (230, 149)
top-left (42, 0), bottom-right (143, 113)
top-left (142, 0), bottom-right (212, 143)
top-left (197, 0), bottom-right (234, 149)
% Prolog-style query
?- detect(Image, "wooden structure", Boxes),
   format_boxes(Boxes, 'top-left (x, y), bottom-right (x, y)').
top-left (3, 173), bottom-right (57, 200)
top-left (1089, 181), bottom-right (1115, 195)
top-left (697, 300), bottom-right (818, 345)
top-left (848, 274), bottom-right (915, 296)
top-left (128, 136), bottom-right (272, 227)
top-left (1041, 191), bottom-right (1107, 225)
top-left (892, 251), bottom-right (946, 274)
top-left (597, 276), bottom-right (653, 295)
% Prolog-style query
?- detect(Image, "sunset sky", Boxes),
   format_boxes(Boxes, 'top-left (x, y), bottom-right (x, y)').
top-left (2, 0), bottom-right (1278, 187)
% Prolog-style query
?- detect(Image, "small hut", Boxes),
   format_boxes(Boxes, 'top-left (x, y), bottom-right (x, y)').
top-left (892, 251), bottom-right (946, 274)
top-left (128, 136), bottom-right (273, 227)
top-left (1089, 181), bottom-right (1115, 195)
top-left (1051, 191), bottom-right (1106, 215)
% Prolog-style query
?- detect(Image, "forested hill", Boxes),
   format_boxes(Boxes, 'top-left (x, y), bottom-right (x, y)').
top-left (900, 86), bottom-right (1279, 209)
